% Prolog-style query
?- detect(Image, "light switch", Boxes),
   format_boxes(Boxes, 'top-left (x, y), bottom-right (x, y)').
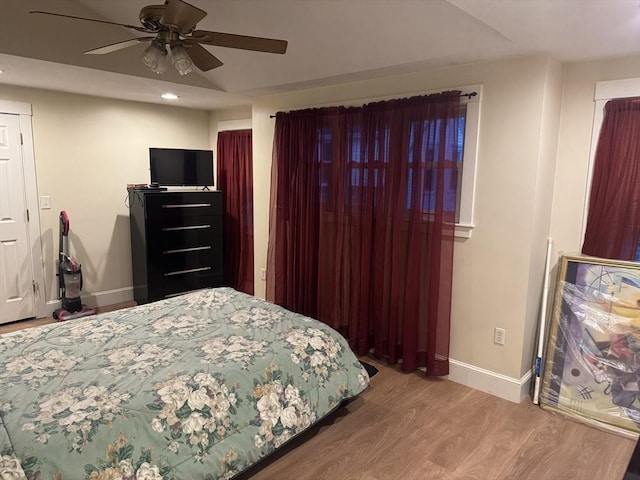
top-left (40, 196), bottom-right (51, 210)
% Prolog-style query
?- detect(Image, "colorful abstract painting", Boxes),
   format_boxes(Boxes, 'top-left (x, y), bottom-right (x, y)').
top-left (540, 255), bottom-right (640, 437)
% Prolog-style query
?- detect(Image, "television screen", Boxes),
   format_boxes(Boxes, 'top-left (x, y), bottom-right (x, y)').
top-left (149, 148), bottom-right (214, 187)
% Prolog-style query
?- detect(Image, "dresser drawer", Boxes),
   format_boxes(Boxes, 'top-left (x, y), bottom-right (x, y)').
top-left (148, 222), bottom-right (220, 252)
top-left (153, 270), bottom-right (224, 299)
top-left (153, 247), bottom-right (218, 274)
top-left (145, 193), bottom-right (222, 221)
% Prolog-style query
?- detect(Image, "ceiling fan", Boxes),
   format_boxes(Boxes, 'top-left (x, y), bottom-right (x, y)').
top-left (30, 0), bottom-right (288, 75)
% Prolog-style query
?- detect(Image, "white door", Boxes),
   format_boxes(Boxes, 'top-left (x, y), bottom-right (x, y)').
top-left (0, 113), bottom-right (35, 323)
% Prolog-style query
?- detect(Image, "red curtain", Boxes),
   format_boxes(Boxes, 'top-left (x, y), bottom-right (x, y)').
top-left (582, 97), bottom-right (640, 262)
top-left (217, 129), bottom-right (254, 294)
top-left (268, 92), bottom-right (462, 375)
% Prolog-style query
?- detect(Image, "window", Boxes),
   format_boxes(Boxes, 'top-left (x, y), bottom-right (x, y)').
top-left (315, 87), bottom-right (480, 238)
top-left (405, 111), bottom-right (466, 219)
top-left (582, 79), bottom-right (640, 262)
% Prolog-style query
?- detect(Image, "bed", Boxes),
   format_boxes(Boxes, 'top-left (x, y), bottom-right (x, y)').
top-left (0, 287), bottom-right (370, 479)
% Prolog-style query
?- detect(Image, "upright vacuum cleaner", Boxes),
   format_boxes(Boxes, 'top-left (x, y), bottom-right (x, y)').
top-left (53, 211), bottom-right (97, 321)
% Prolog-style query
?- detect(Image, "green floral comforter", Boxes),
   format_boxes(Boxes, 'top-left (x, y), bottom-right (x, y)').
top-left (0, 288), bottom-right (369, 480)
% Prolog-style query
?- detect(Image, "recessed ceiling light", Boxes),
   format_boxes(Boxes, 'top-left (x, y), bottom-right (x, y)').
top-left (161, 92), bottom-right (179, 100)
top-left (0, 69), bottom-right (4, 74)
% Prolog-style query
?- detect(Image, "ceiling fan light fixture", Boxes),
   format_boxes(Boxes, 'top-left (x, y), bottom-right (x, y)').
top-left (153, 49), bottom-right (170, 74)
top-left (171, 44), bottom-right (195, 76)
top-left (33, 0), bottom-right (289, 76)
top-left (140, 41), bottom-right (167, 73)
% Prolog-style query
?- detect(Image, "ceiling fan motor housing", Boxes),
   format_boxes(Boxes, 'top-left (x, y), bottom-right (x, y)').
top-left (139, 5), bottom-right (165, 32)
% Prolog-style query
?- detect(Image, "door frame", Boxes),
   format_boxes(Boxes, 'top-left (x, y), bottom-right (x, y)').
top-left (0, 99), bottom-right (47, 319)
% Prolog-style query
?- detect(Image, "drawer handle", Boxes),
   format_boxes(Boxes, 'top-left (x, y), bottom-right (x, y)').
top-left (164, 246), bottom-right (212, 254)
top-left (162, 225), bottom-right (211, 231)
top-left (165, 288), bottom-right (205, 298)
top-left (162, 203), bottom-right (211, 208)
top-left (164, 266), bottom-right (212, 276)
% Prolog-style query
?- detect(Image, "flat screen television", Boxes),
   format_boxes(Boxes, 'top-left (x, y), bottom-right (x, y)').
top-left (149, 148), bottom-right (214, 187)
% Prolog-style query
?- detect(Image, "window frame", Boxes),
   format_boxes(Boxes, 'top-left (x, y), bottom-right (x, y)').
top-left (455, 92), bottom-right (480, 238)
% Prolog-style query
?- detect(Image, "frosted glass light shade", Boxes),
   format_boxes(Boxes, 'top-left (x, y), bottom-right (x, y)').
top-left (171, 44), bottom-right (195, 75)
top-left (141, 42), bottom-right (168, 74)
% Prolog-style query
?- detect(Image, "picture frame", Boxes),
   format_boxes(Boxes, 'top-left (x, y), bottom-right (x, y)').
top-left (540, 254), bottom-right (640, 438)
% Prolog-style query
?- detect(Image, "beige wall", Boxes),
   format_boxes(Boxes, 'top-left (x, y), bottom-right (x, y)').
top-left (0, 85), bottom-right (212, 305)
top-left (208, 105), bottom-right (252, 148)
top-left (252, 55), bottom-right (564, 379)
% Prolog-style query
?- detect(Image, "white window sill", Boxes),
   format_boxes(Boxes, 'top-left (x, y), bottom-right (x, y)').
top-left (455, 223), bottom-right (475, 239)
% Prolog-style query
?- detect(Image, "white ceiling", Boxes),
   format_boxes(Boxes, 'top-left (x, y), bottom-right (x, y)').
top-left (1, 0), bottom-right (639, 110)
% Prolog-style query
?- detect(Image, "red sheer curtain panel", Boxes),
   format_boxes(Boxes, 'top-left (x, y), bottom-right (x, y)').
top-left (582, 97), bottom-right (640, 261)
top-left (217, 129), bottom-right (254, 294)
top-left (268, 92), bottom-right (462, 376)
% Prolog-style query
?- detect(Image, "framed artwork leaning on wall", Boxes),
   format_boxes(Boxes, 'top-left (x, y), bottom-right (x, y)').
top-left (540, 254), bottom-right (640, 438)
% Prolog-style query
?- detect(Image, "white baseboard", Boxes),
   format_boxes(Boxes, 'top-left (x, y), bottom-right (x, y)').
top-left (44, 287), bottom-right (134, 316)
top-left (447, 358), bottom-right (532, 403)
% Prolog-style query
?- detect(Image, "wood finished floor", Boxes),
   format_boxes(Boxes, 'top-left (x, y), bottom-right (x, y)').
top-left (0, 301), bottom-right (135, 335)
top-left (239, 357), bottom-right (637, 480)
top-left (1, 313), bottom-right (636, 480)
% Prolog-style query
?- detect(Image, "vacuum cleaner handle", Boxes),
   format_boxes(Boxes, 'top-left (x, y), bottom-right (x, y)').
top-left (57, 211), bottom-right (71, 299)
top-left (58, 211), bottom-right (70, 257)
top-left (60, 210), bottom-right (70, 238)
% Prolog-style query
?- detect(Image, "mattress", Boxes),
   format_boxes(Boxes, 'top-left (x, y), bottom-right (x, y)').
top-left (0, 287), bottom-right (369, 479)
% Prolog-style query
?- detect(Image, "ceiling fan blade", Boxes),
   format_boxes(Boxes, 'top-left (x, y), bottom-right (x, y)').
top-left (29, 11), bottom-right (149, 33)
top-left (191, 30), bottom-right (288, 54)
top-left (183, 41), bottom-right (223, 71)
top-left (160, 0), bottom-right (207, 33)
top-left (85, 37), bottom-right (154, 55)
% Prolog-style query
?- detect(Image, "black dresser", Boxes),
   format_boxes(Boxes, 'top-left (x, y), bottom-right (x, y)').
top-left (128, 189), bottom-right (224, 304)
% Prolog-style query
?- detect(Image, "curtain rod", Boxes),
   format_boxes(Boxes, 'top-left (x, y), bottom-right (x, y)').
top-left (269, 91), bottom-right (477, 118)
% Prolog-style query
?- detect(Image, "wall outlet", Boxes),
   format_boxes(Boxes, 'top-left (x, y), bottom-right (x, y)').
top-left (494, 327), bottom-right (506, 345)
top-left (260, 268), bottom-right (266, 281)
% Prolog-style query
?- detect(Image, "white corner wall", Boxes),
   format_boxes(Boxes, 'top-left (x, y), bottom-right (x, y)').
top-left (519, 57), bottom-right (564, 375)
